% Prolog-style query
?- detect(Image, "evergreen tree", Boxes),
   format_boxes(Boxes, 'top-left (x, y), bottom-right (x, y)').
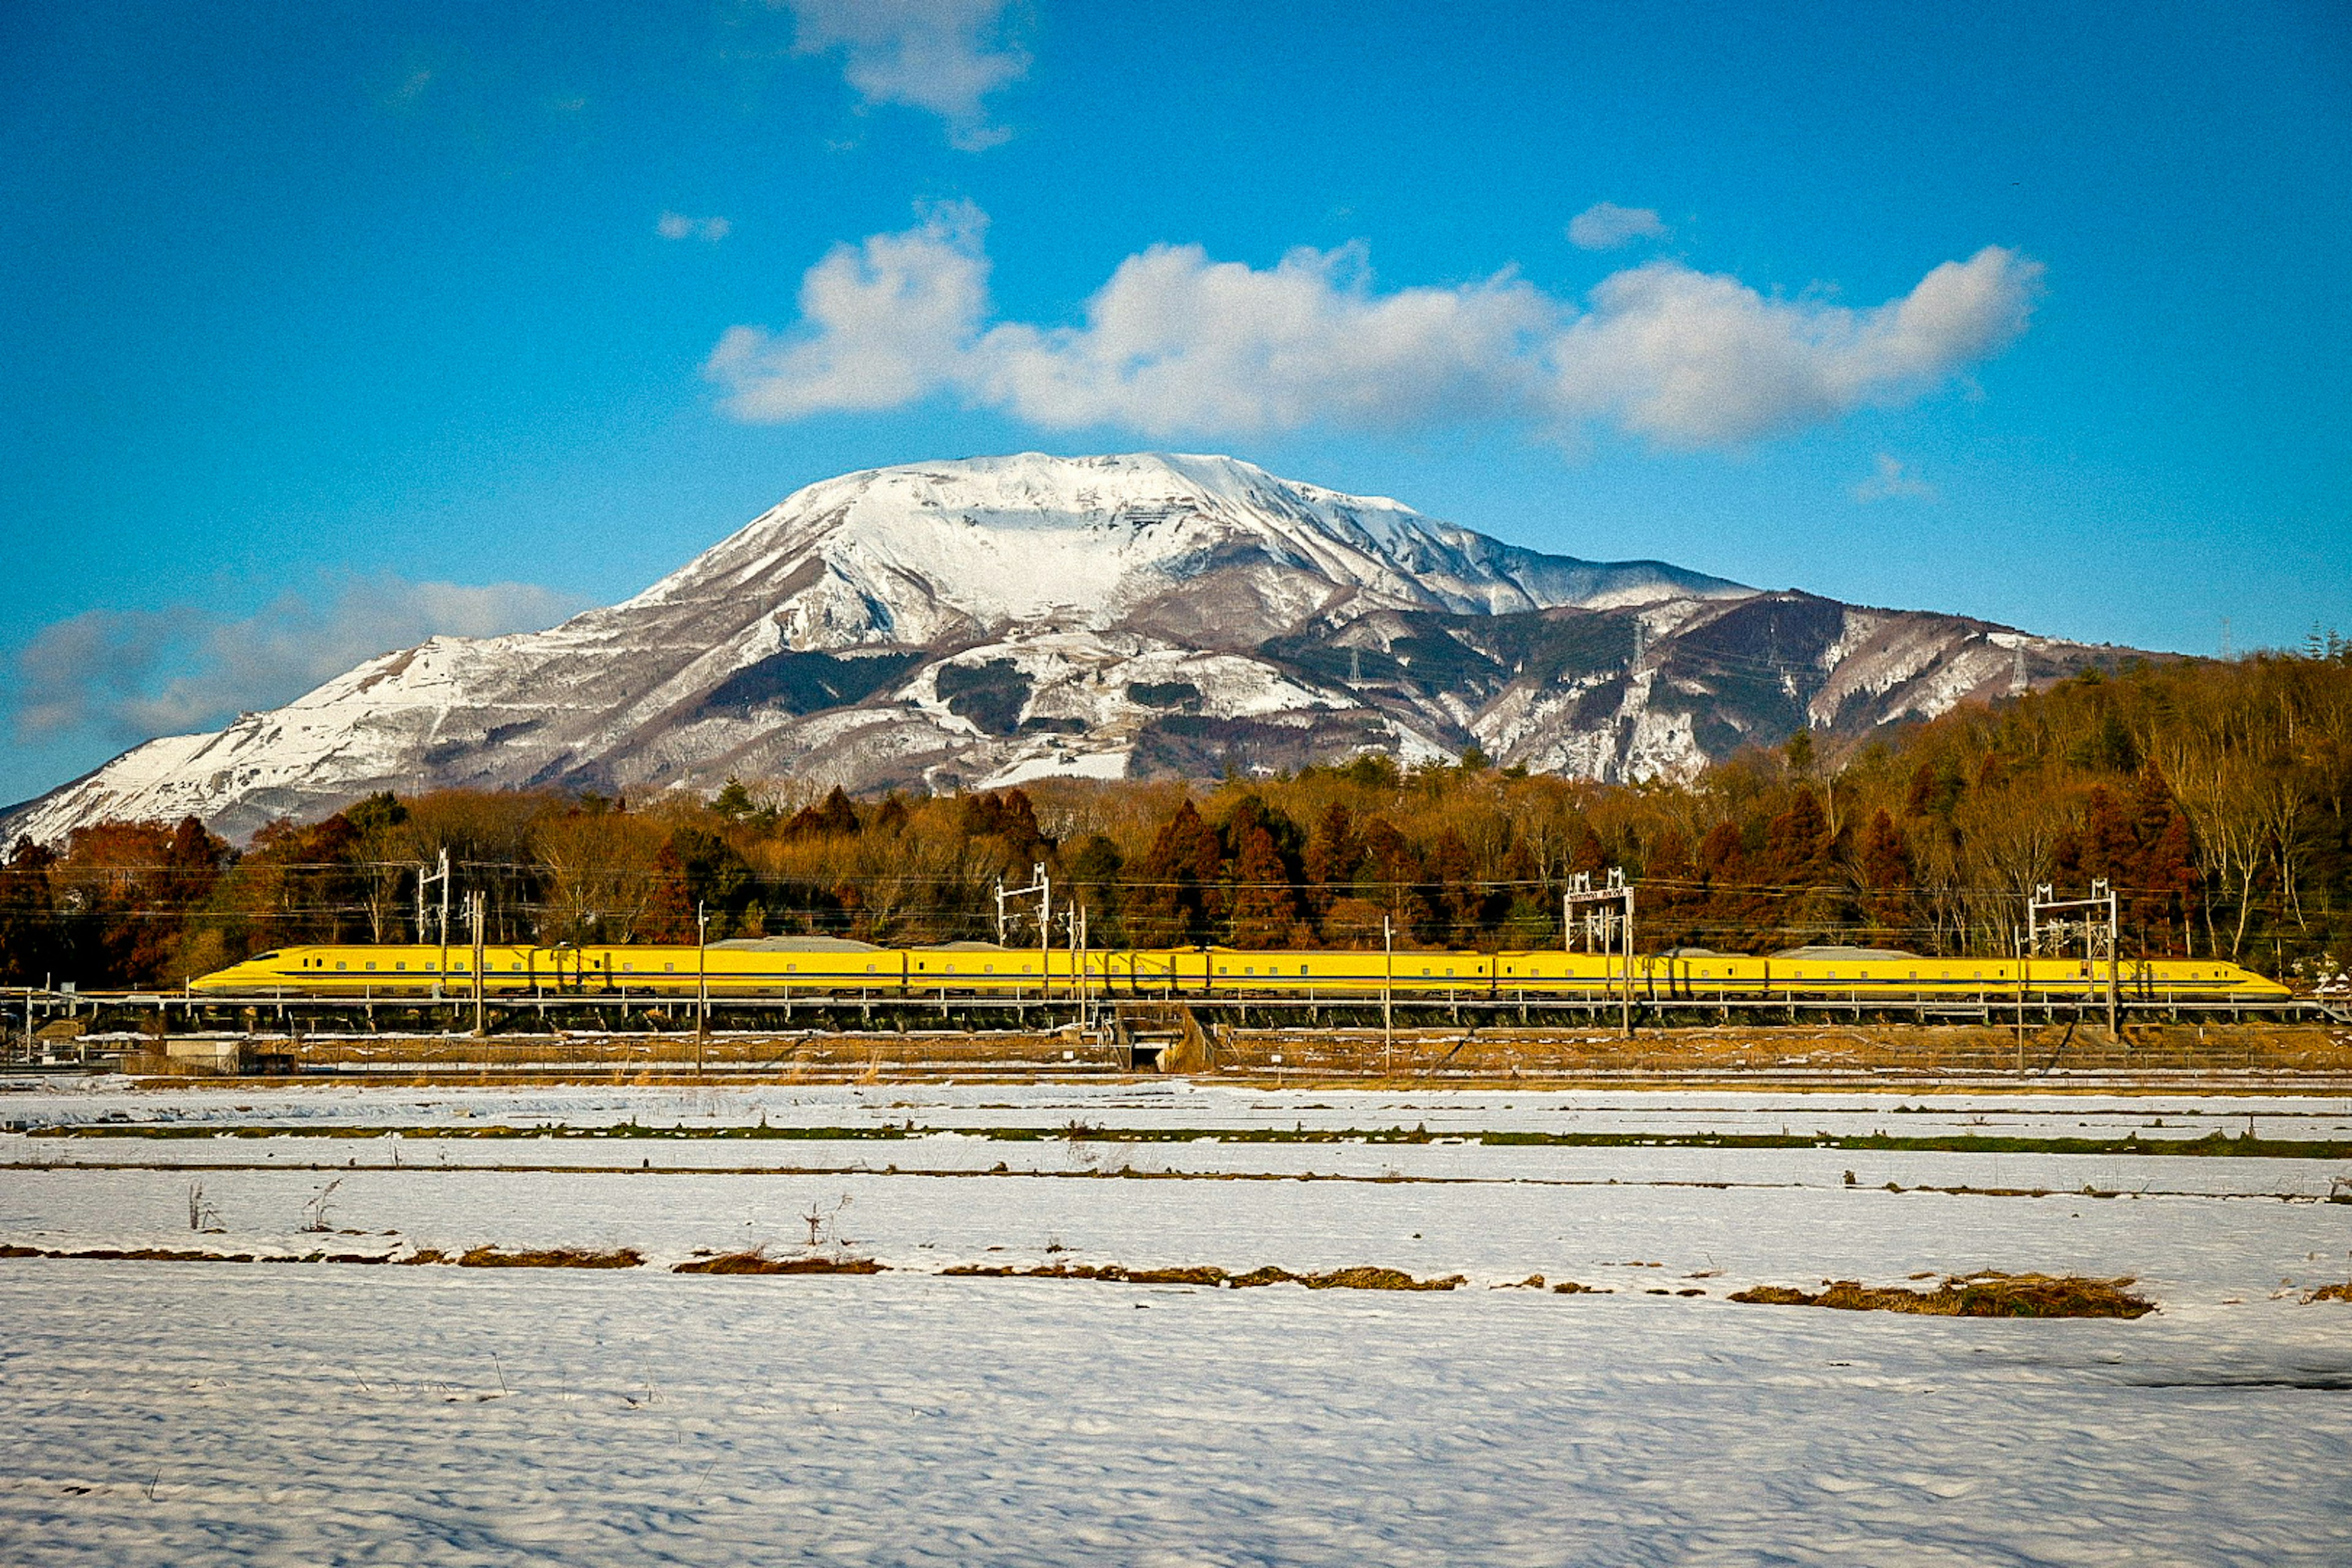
top-left (1762, 787), bottom-right (1840, 945)
top-left (1066, 834), bottom-right (1126, 944)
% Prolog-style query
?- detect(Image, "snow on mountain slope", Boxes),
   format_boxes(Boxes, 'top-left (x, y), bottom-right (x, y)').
top-left (1, 453), bottom-right (2131, 845)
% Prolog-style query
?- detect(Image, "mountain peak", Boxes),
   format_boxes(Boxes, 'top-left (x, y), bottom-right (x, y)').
top-left (625, 449), bottom-right (1748, 641)
top-left (2, 453), bottom-right (2113, 846)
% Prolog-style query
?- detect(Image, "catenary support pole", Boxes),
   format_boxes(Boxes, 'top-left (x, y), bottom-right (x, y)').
top-left (1382, 915), bottom-right (1393, 1077)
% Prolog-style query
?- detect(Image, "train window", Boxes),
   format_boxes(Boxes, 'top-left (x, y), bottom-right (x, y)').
top-left (1219, 967), bottom-right (1229, 974)
top-left (366, 962), bottom-right (377, 971)
top-left (1300, 965), bottom-right (1310, 975)
top-left (867, 965), bottom-right (877, 974)
top-left (1244, 967), bottom-right (1254, 975)
top-left (984, 965), bottom-right (994, 974)
top-left (1446, 967), bottom-right (1455, 976)
top-left (1909, 971), bottom-right (1918, 979)
top-left (512, 963), bottom-right (522, 971)
top-left (424, 963), bottom-right (436, 972)
top-left (665, 963), bottom-right (676, 973)
top-left (621, 963), bottom-right (633, 973)
top-left (787, 964), bottom-right (797, 973)
top-left (1421, 967), bottom-right (1431, 976)
top-left (337, 962), bottom-right (347, 971)
top-left (395, 962), bottom-right (406, 971)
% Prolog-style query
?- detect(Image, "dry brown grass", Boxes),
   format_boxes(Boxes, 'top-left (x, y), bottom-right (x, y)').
top-left (1296, 1266), bottom-right (1466, 1291)
top-left (673, 1250), bottom-right (886, 1275)
top-left (451, 1245), bottom-right (643, 1269)
top-left (1730, 1270), bottom-right (2154, 1318)
top-left (0, 1243), bottom-right (259, 1262)
top-left (940, 1261), bottom-right (1464, 1289)
top-left (943, 1262), bottom-right (1223, 1283)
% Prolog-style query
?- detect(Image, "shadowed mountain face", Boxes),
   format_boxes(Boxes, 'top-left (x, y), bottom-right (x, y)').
top-left (4, 452), bottom-right (2127, 844)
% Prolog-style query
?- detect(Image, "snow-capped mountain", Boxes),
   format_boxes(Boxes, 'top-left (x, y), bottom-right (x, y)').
top-left (2, 453), bottom-right (2122, 844)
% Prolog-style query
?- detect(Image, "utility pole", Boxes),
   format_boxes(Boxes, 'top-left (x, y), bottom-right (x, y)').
top-left (696, 900), bottom-right (709, 1072)
top-left (1072, 903), bottom-right (1089, 1032)
top-left (1624, 883), bottom-right (1636, 1039)
top-left (2015, 931), bottom-right (2027, 1072)
top-left (468, 890), bottom-right (486, 1039)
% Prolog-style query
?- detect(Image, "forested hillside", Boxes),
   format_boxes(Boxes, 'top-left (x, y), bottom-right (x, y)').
top-left (5, 646), bottom-right (2348, 990)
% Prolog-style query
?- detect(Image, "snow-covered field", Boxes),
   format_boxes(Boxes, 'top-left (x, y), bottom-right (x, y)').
top-left (3, 1080), bottom-right (2348, 1565)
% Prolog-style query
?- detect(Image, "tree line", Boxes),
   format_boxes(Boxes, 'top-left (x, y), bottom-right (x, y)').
top-left (4, 646), bottom-right (2348, 989)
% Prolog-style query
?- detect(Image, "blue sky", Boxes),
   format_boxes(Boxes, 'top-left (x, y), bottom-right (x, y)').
top-left (3, 0), bottom-right (2346, 806)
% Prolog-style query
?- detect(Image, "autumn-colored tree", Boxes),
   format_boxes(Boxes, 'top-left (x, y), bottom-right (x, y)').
top-left (1642, 826), bottom-right (1703, 948)
top-left (1355, 816), bottom-right (1436, 943)
top-left (1428, 827), bottom-right (1480, 943)
top-left (1694, 820), bottom-right (1749, 946)
top-left (783, 786), bottom-right (862, 840)
top-left (1126, 800), bottom-right (1224, 944)
top-left (1302, 801), bottom-right (1362, 920)
top-left (1856, 809), bottom-right (1914, 948)
top-left (50, 816), bottom-right (226, 986)
top-left (1226, 813), bottom-right (1297, 946)
top-left (0, 839), bottom-right (59, 985)
top-left (531, 808), bottom-right (667, 943)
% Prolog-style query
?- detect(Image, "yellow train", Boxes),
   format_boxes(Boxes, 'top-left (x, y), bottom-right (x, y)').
top-left (187, 940), bottom-right (2293, 1005)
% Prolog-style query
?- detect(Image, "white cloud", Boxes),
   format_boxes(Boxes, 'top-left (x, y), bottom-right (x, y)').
top-left (707, 208), bottom-right (2045, 450)
top-left (12, 576), bottom-right (581, 748)
top-left (779, 0), bottom-right (1027, 151)
top-left (708, 201), bottom-right (992, 421)
top-left (1852, 453), bottom-right (1939, 503)
top-left (978, 243), bottom-right (1551, 435)
top-left (1547, 248), bottom-right (2041, 445)
top-left (1567, 202), bottom-right (1668, 250)
top-left (658, 211), bottom-right (733, 243)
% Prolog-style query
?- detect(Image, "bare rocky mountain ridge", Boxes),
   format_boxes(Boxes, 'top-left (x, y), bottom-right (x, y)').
top-left (4, 452), bottom-right (2126, 845)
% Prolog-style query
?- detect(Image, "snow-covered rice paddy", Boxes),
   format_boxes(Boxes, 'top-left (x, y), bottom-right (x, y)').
top-left (3, 1079), bottom-right (2347, 1565)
